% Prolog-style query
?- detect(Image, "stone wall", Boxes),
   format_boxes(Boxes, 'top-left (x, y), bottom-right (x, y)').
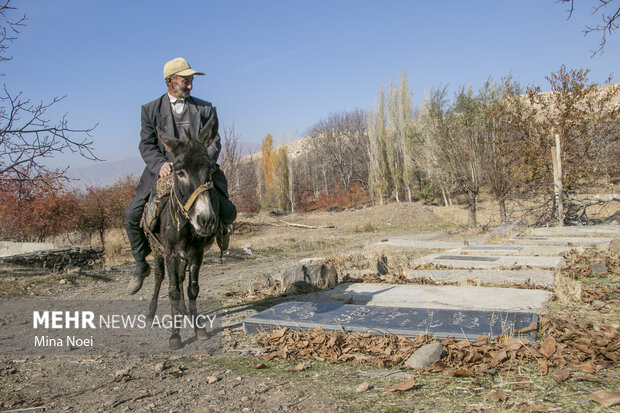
top-left (0, 245), bottom-right (104, 272)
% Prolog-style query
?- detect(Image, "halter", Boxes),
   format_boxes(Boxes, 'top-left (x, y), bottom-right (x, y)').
top-left (170, 178), bottom-right (214, 230)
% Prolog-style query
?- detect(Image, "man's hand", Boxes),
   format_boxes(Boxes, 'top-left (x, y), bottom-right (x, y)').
top-left (159, 162), bottom-right (173, 177)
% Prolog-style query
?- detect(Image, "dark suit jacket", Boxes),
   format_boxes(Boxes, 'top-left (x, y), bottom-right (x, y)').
top-left (135, 94), bottom-right (221, 197)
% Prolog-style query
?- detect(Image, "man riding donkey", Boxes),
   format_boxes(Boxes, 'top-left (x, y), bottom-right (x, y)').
top-left (124, 57), bottom-right (237, 295)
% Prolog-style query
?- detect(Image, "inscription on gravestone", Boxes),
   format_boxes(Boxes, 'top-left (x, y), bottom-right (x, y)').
top-left (243, 302), bottom-right (538, 342)
top-left (436, 255), bottom-right (500, 262)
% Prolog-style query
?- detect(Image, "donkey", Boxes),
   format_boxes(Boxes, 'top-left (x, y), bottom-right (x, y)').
top-left (145, 124), bottom-right (222, 350)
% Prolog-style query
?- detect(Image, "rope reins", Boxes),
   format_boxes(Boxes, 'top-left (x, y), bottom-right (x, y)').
top-left (170, 179), bottom-right (214, 230)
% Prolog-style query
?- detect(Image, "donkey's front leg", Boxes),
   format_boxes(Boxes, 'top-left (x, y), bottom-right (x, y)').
top-left (146, 255), bottom-right (165, 326)
top-left (167, 255), bottom-right (187, 350)
top-left (187, 252), bottom-right (207, 340)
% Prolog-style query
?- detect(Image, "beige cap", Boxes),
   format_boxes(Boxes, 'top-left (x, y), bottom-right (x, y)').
top-left (163, 57), bottom-right (205, 79)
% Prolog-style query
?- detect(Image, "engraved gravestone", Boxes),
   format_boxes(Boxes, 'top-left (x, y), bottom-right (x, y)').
top-left (243, 302), bottom-right (538, 342)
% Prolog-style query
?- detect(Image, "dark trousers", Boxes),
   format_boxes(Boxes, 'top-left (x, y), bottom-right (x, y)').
top-left (124, 169), bottom-right (237, 262)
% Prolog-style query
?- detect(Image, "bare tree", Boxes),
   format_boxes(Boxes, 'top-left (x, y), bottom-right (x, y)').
top-left (307, 109), bottom-right (368, 191)
top-left (526, 65), bottom-right (620, 224)
top-left (219, 122), bottom-right (243, 198)
top-left (0, 1), bottom-right (97, 188)
top-left (559, 0), bottom-right (620, 55)
top-left (367, 87), bottom-right (390, 205)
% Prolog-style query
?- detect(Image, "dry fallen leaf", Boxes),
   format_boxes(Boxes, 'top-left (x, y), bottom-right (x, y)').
top-left (577, 360), bottom-right (596, 374)
top-left (538, 359), bottom-right (549, 376)
top-left (578, 374), bottom-right (609, 383)
top-left (287, 362), bottom-right (310, 372)
top-left (491, 350), bottom-right (508, 365)
top-left (355, 381), bottom-right (370, 393)
top-left (271, 327), bottom-right (288, 339)
top-left (385, 377), bottom-right (417, 392)
top-left (552, 370), bottom-right (570, 383)
top-left (248, 362), bottom-right (267, 369)
top-left (539, 336), bottom-right (556, 358)
top-left (501, 336), bottom-right (524, 351)
top-left (589, 390), bottom-right (620, 407)
top-left (453, 369), bottom-right (475, 377)
top-left (488, 390), bottom-right (508, 402)
top-left (514, 321), bottom-right (537, 334)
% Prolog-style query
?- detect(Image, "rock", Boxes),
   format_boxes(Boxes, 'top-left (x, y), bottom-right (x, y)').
top-left (115, 368), bottom-right (130, 378)
top-left (356, 381), bottom-right (370, 393)
top-left (590, 263), bottom-right (608, 275)
top-left (249, 274), bottom-right (275, 294)
top-left (276, 264), bottom-right (338, 295)
top-left (59, 279), bottom-right (68, 284)
top-left (304, 264), bottom-right (337, 290)
top-left (206, 376), bottom-right (219, 384)
top-left (404, 343), bottom-right (444, 369)
top-left (591, 300), bottom-right (607, 310)
top-left (243, 248), bottom-right (253, 255)
top-left (603, 210), bottom-right (620, 224)
top-left (154, 362), bottom-right (167, 372)
top-left (487, 224), bottom-right (521, 240)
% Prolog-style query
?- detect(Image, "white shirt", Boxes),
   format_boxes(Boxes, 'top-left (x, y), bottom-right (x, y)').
top-left (168, 93), bottom-right (187, 115)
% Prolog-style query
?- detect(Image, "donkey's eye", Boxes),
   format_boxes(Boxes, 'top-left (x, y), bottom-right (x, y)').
top-left (177, 170), bottom-right (187, 179)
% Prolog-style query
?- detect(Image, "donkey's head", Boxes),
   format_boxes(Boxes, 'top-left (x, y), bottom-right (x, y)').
top-left (158, 122), bottom-right (219, 237)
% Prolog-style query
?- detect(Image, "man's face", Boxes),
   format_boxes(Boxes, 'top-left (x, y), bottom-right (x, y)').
top-left (168, 75), bottom-right (194, 98)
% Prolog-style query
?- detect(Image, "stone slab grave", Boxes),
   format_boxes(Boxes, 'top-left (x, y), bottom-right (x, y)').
top-left (405, 269), bottom-right (554, 288)
top-left (243, 301), bottom-right (539, 342)
top-left (411, 253), bottom-right (565, 269)
top-left (374, 237), bottom-right (483, 250)
top-left (458, 244), bottom-right (572, 256)
top-left (530, 225), bottom-right (619, 237)
top-left (301, 283), bottom-right (552, 313)
top-left (504, 236), bottom-right (612, 250)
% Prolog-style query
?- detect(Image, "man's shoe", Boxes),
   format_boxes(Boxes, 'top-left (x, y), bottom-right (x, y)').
top-left (127, 261), bottom-right (150, 295)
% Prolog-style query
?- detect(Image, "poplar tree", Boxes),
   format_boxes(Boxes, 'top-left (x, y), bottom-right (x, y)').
top-left (367, 86), bottom-right (389, 204)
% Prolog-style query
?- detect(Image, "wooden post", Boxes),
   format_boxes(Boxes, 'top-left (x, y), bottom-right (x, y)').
top-left (551, 133), bottom-right (564, 227)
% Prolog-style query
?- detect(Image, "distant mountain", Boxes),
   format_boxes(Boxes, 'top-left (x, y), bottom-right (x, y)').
top-left (66, 157), bottom-right (144, 191)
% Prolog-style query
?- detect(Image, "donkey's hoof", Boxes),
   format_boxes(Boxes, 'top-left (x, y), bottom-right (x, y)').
top-left (169, 335), bottom-right (182, 350)
top-left (145, 316), bottom-right (154, 327)
top-left (196, 328), bottom-right (208, 341)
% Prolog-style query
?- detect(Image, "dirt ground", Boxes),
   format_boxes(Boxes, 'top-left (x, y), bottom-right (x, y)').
top-left (0, 202), bottom-right (618, 412)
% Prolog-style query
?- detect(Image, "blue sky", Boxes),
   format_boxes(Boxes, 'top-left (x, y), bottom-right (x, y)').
top-left (3, 1), bottom-right (619, 168)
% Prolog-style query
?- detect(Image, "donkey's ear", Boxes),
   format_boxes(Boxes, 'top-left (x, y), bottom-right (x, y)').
top-left (157, 126), bottom-right (182, 155)
top-left (198, 107), bottom-right (218, 148)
